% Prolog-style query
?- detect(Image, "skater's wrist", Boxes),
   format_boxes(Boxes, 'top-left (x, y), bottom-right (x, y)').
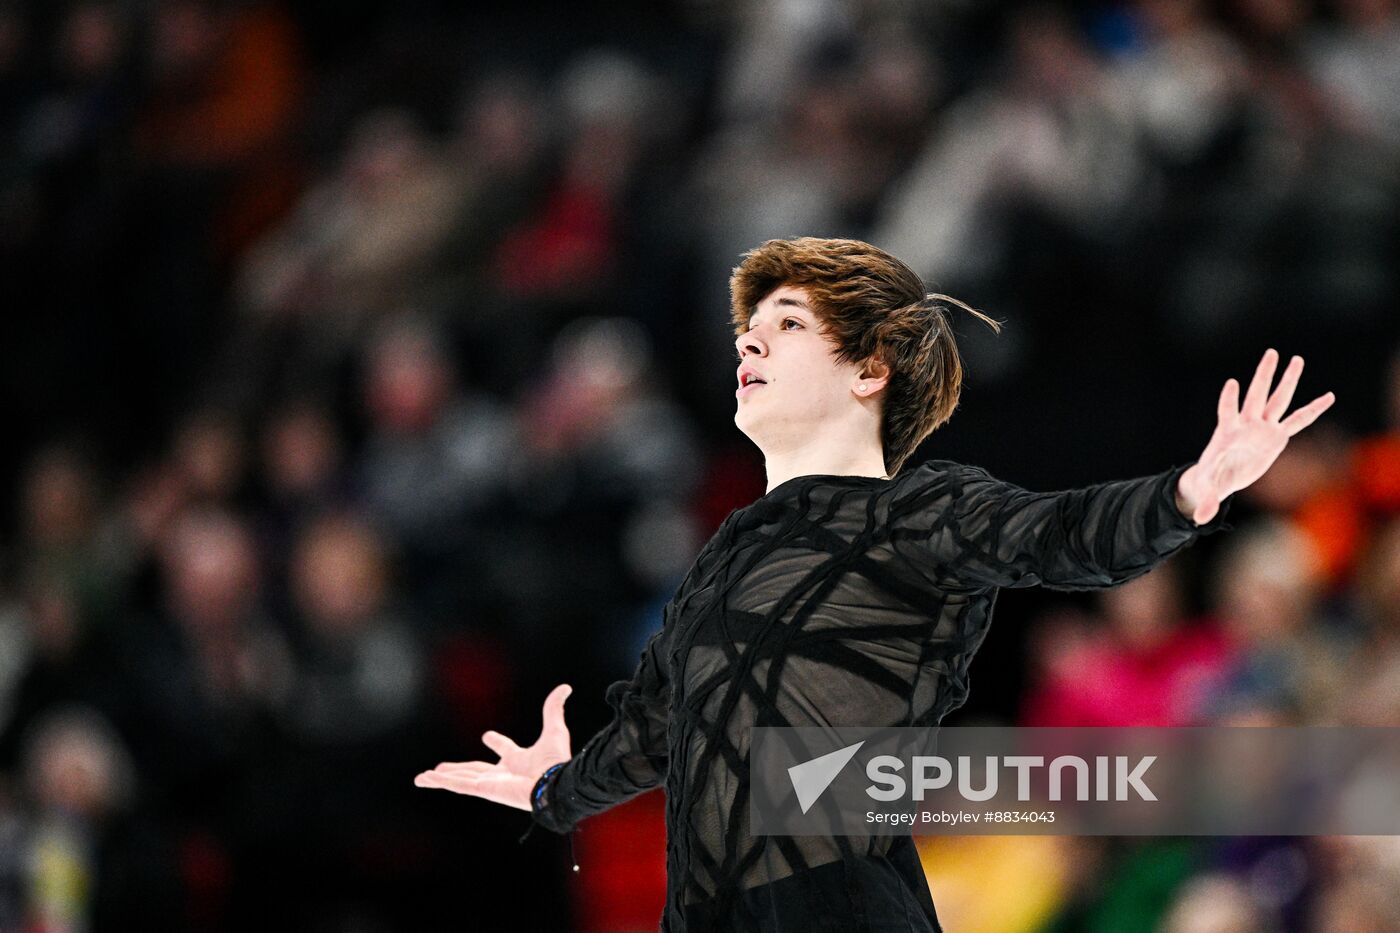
top-left (532, 761), bottom-right (568, 810)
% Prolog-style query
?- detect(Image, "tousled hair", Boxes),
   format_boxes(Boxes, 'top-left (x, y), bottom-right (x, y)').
top-left (730, 237), bottom-right (1002, 477)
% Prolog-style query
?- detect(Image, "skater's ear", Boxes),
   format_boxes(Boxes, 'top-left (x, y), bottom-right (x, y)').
top-left (853, 357), bottom-right (891, 398)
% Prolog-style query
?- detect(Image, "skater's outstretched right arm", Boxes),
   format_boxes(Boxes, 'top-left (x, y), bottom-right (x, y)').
top-left (414, 683), bottom-right (575, 812)
top-left (529, 621), bottom-right (673, 833)
top-left (415, 616), bottom-right (673, 834)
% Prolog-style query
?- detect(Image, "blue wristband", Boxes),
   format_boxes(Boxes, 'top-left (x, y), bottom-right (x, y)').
top-left (533, 762), bottom-right (567, 808)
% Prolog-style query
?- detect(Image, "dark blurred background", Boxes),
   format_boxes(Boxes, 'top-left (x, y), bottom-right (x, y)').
top-left (1, 0), bottom-right (1398, 930)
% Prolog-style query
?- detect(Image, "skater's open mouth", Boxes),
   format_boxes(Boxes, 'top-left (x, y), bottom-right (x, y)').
top-left (737, 366), bottom-right (767, 388)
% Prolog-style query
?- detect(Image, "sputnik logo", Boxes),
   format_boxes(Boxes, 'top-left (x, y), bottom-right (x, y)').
top-left (788, 741), bottom-right (865, 814)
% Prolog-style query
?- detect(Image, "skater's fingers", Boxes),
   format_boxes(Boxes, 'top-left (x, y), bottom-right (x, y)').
top-left (414, 768), bottom-right (532, 811)
top-left (542, 684), bottom-right (572, 730)
top-left (481, 730), bottom-right (522, 759)
top-left (433, 761), bottom-right (495, 775)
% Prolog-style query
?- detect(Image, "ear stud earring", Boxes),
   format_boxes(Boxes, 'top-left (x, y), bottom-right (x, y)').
top-left (859, 384), bottom-right (867, 392)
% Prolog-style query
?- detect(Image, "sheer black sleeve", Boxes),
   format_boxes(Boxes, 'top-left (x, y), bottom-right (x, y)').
top-left (900, 459), bottom-right (1235, 593)
top-left (529, 615), bottom-right (672, 835)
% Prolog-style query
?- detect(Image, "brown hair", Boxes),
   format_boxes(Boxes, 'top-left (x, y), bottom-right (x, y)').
top-left (730, 236), bottom-right (1002, 476)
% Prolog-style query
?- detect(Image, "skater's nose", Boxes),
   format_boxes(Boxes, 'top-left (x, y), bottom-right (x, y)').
top-left (736, 328), bottom-right (767, 361)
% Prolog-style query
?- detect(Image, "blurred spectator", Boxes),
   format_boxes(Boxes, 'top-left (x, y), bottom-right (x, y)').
top-left (427, 70), bottom-right (553, 373)
top-left (1243, 428), bottom-right (1365, 589)
top-left (18, 705), bottom-right (182, 931)
top-left (715, 0), bottom-right (854, 124)
top-left (252, 397), bottom-right (350, 589)
top-left (352, 316), bottom-right (517, 625)
top-left (115, 508), bottom-right (293, 827)
top-left (1341, 516), bottom-right (1400, 724)
top-left (1304, 837), bottom-right (1400, 932)
top-left (0, 571), bottom-right (123, 776)
top-left (281, 512), bottom-right (422, 746)
top-left (1201, 517), bottom-right (1349, 721)
top-left (16, 446), bottom-right (121, 628)
top-left (258, 401), bottom-right (343, 508)
top-left (1306, 874), bottom-right (1400, 932)
top-left (170, 407), bottom-right (250, 508)
top-left (877, 5), bottom-right (1144, 294)
top-left (1303, 0), bottom-right (1400, 149)
top-left (489, 316), bottom-right (701, 658)
top-left (236, 107), bottom-right (465, 350)
top-left (1159, 872), bottom-right (1271, 933)
top-left (491, 49), bottom-right (667, 302)
top-left (1021, 562), bottom-right (1236, 726)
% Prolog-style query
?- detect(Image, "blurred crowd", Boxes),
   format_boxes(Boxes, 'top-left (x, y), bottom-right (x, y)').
top-left (0, 0), bottom-right (1399, 930)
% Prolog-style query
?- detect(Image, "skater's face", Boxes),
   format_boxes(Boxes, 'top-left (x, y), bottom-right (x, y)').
top-left (734, 285), bottom-right (876, 440)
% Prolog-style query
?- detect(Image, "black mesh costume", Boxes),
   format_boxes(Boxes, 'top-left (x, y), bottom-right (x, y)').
top-left (525, 458), bottom-right (1233, 931)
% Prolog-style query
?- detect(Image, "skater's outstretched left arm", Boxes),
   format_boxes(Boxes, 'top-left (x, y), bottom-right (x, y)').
top-left (899, 348), bottom-right (1335, 592)
top-left (1168, 348), bottom-right (1333, 525)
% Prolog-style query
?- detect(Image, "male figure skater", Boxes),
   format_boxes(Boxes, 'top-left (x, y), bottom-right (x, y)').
top-left (414, 238), bottom-right (1336, 931)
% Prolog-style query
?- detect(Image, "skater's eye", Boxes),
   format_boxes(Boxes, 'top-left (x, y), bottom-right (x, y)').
top-left (746, 317), bottom-right (803, 332)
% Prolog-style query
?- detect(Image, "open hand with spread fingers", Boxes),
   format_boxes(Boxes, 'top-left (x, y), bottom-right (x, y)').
top-left (1175, 348), bottom-right (1337, 526)
top-left (414, 684), bottom-right (574, 812)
